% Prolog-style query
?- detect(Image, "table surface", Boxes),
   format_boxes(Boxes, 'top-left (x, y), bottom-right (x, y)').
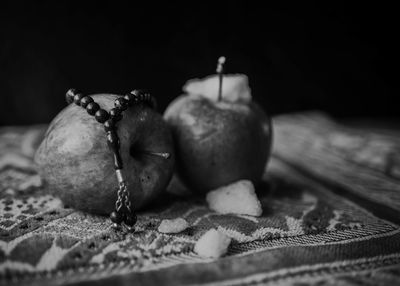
top-left (1, 112), bottom-right (400, 286)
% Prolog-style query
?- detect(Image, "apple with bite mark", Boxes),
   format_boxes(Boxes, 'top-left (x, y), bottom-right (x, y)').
top-left (34, 93), bottom-right (175, 215)
top-left (164, 73), bottom-right (272, 193)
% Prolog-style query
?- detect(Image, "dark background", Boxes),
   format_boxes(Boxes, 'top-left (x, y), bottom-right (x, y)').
top-left (0, 2), bottom-right (398, 126)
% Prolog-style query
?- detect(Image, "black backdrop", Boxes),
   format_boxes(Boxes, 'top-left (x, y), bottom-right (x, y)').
top-left (0, 2), bottom-right (398, 126)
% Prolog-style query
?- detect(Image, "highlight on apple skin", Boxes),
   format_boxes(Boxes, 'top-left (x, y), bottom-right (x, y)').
top-left (164, 74), bottom-right (272, 193)
top-left (34, 94), bottom-right (175, 214)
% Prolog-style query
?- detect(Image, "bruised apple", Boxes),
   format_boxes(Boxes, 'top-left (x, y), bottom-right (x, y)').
top-left (35, 94), bottom-right (175, 214)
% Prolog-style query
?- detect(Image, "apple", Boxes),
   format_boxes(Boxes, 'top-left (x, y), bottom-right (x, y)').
top-left (164, 74), bottom-right (272, 193)
top-left (34, 94), bottom-right (175, 215)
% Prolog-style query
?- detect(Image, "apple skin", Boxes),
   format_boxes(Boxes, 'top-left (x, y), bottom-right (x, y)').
top-left (35, 94), bottom-right (175, 215)
top-left (164, 94), bottom-right (272, 193)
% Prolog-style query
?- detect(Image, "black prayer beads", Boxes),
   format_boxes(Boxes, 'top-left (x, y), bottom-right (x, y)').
top-left (65, 88), bottom-right (155, 231)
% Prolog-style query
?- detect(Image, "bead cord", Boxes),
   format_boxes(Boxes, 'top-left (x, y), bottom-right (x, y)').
top-left (65, 89), bottom-right (155, 231)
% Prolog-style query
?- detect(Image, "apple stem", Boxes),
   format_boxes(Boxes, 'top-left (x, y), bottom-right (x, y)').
top-left (140, 150), bottom-right (171, 159)
top-left (216, 56), bottom-right (226, 101)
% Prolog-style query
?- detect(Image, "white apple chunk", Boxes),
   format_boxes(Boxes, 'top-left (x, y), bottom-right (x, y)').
top-left (194, 229), bottom-right (231, 258)
top-left (158, 218), bottom-right (189, 234)
top-left (183, 74), bottom-right (252, 103)
top-left (206, 180), bottom-right (263, 216)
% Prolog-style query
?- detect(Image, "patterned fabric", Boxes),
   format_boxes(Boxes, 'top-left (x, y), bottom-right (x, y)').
top-left (273, 112), bottom-right (400, 213)
top-left (1, 117), bottom-right (400, 286)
